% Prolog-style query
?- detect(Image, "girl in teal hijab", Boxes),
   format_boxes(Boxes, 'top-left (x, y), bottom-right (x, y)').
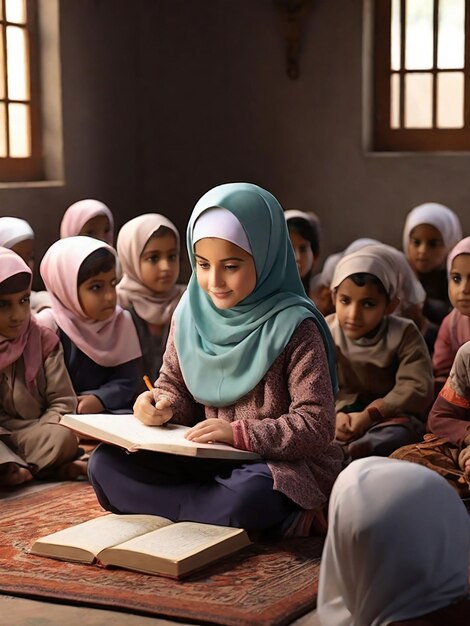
top-left (174, 182), bottom-right (337, 406)
top-left (88, 183), bottom-right (341, 537)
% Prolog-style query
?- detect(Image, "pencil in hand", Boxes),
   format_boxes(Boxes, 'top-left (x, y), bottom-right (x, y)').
top-left (143, 375), bottom-right (154, 392)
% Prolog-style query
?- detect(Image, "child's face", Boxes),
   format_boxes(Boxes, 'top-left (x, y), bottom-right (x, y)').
top-left (288, 229), bottom-right (315, 278)
top-left (407, 224), bottom-right (447, 274)
top-left (449, 253), bottom-right (470, 316)
top-left (194, 238), bottom-right (256, 309)
top-left (139, 233), bottom-right (180, 293)
top-left (79, 215), bottom-right (111, 243)
top-left (11, 239), bottom-right (34, 271)
top-left (0, 289), bottom-right (31, 339)
top-left (78, 267), bottom-right (117, 321)
top-left (333, 278), bottom-right (390, 340)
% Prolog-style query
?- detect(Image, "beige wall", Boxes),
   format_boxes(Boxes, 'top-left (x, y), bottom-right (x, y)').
top-left (1, 0), bottom-right (469, 286)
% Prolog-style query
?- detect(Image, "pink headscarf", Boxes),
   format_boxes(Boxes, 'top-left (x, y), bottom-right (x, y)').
top-left (60, 199), bottom-right (114, 245)
top-left (38, 237), bottom-right (141, 367)
top-left (447, 236), bottom-right (470, 274)
top-left (116, 214), bottom-right (185, 325)
top-left (0, 248), bottom-right (59, 391)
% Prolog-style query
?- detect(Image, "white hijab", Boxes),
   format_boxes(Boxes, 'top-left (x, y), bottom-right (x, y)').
top-left (317, 457), bottom-right (470, 626)
top-left (402, 203), bottom-right (462, 254)
top-left (0, 217), bottom-right (34, 248)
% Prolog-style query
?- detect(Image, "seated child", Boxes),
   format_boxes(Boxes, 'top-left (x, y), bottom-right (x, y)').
top-left (88, 182), bottom-right (342, 537)
top-left (317, 457), bottom-right (470, 626)
top-left (0, 216), bottom-right (51, 312)
top-left (310, 239), bottom-right (380, 316)
top-left (403, 202), bottom-right (462, 351)
top-left (37, 236), bottom-right (142, 414)
top-left (60, 199), bottom-right (114, 244)
top-left (393, 340), bottom-right (470, 498)
top-left (433, 237), bottom-right (470, 386)
top-left (116, 214), bottom-right (186, 386)
top-left (284, 209), bottom-right (321, 295)
top-left (328, 246), bottom-right (434, 460)
top-left (0, 248), bottom-right (84, 485)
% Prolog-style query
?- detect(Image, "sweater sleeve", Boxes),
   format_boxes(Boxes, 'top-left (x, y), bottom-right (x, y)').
top-left (427, 366), bottom-right (470, 445)
top-left (38, 344), bottom-right (77, 424)
top-left (231, 320), bottom-right (337, 461)
top-left (154, 320), bottom-right (202, 426)
top-left (427, 393), bottom-right (470, 446)
top-left (432, 314), bottom-right (454, 380)
top-left (373, 323), bottom-right (434, 419)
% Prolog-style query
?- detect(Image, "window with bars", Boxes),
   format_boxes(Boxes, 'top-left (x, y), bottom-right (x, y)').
top-left (374, 0), bottom-right (470, 151)
top-left (0, 0), bottom-right (42, 181)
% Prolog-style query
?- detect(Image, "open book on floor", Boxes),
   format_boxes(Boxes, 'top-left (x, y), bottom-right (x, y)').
top-left (60, 413), bottom-right (260, 461)
top-left (30, 513), bottom-right (251, 578)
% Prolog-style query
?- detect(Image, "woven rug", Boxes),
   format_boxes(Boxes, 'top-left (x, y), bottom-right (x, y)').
top-left (0, 482), bottom-right (323, 626)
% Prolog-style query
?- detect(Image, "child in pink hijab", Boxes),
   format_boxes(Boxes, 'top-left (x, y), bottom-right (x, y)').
top-left (60, 199), bottom-right (114, 245)
top-left (116, 214), bottom-right (186, 387)
top-left (0, 248), bottom-right (84, 486)
top-left (433, 236), bottom-right (470, 387)
top-left (37, 237), bottom-right (142, 414)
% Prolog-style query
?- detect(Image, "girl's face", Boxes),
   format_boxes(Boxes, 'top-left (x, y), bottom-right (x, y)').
top-left (79, 215), bottom-right (111, 243)
top-left (11, 239), bottom-right (35, 272)
top-left (449, 253), bottom-right (470, 316)
top-left (288, 228), bottom-right (314, 278)
top-left (78, 267), bottom-right (117, 321)
top-left (139, 232), bottom-right (180, 293)
top-left (407, 224), bottom-right (447, 274)
top-left (194, 238), bottom-right (257, 309)
top-left (0, 289), bottom-right (30, 339)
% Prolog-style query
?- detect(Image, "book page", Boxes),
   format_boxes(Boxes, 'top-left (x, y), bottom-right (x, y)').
top-left (61, 414), bottom-right (260, 460)
top-left (109, 522), bottom-right (247, 559)
top-left (34, 514), bottom-right (172, 556)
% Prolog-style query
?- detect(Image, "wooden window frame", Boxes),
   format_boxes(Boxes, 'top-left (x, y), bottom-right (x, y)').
top-left (374, 0), bottom-right (470, 151)
top-left (0, 0), bottom-right (42, 181)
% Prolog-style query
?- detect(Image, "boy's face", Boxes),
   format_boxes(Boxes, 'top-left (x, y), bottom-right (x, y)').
top-left (333, 278), bottom-right (390, 340)
top-left (79, 215), bottom-right (111, 243)
top-left (78, 268), bottom-right (117, 321)
top-left (0, 289), bottom-right (31, 339)
top-left (194, 237), bottom-right (256, 309)
top-left (139, 232), bottom-right (180, 294)
top-left (449, 253), bottom-right (470, 316)
top-left (407, 223), bottom-right (447, 274)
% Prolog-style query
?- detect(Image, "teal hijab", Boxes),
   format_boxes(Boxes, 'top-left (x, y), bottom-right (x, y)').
top-left (174, 183), bottom-right (337, 407)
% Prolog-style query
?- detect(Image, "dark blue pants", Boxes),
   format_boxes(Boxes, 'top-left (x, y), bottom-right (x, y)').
top-left (88, 444), bottom-right (298, 531)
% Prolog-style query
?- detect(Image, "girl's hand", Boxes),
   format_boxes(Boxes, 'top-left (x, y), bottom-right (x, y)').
top-left (77, 395), bottom-right (104, 414)
top-left (335, 412), bottom-right (353, 442)
top-left (185, 418), bottom-right (234, 445)
top-left (133, 390), bottom-right (173, 426)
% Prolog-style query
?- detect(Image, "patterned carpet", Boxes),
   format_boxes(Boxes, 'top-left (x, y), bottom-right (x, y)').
top-left (0, 482), bottom-right (323, 626)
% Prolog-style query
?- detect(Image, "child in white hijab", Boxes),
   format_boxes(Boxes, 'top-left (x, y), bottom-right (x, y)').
top-left (403, 202), bottom-right (463, 352)
top-left (0, 217), bottom-right (51, 313)
top-left (328, 246), bottom-right (434, 460)
top-left (317, 457), bottom-right (470, 626)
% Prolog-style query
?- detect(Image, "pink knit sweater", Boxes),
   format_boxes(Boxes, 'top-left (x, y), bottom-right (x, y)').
top-left (157, 318), bottom-right (342, 510)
